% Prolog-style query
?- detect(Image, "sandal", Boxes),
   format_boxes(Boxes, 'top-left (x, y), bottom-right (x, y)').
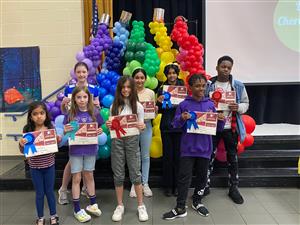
top-left (50, 216), bottom-right (59, 225)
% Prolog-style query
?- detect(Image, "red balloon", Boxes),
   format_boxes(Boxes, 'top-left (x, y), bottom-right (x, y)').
top-left (242, 115), bottom-right (256, 133)
top-left (237, 142), bottom-right (245, 155)
top-left (242, 134), bottom-right (254, 147)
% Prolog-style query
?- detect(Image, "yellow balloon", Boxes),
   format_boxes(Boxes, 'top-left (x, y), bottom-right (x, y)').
top-left (153, 125), bottom-right (161, 137)
top-left (153, 113), bottom-right (162, 126)
top-left (150, 136), bottom-right (163, 158)
top-left (156, 48), bottom-right (164, 57)
top-left (171, 49), bottom-right (179, 57)
top-left (161, 52), bottom-right (174, 63)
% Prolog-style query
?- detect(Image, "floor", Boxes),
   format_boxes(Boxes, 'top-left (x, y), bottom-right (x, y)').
top-left (0, 187), bottom-right (299, 225)
top-left (252, 124), bottom-right (300, 136)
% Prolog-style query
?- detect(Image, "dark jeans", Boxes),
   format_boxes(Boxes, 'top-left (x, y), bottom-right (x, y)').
top-left (206, 129), bottom-right (239, 188)
top-left (176, 157), bottom-right (210, 208)
top-left (30, 165), bottom-right (56, 218)
top-left (161, 131), bottom-right (181, 190)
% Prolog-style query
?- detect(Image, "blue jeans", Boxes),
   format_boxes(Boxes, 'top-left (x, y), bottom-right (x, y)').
top-left (30, 165), bottom-right (56, 218)
top-left (140, 120), bottom-right (152, 184)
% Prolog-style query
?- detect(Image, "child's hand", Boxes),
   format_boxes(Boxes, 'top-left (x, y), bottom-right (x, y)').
top-left (97, 128), bottom-right (103, 135)
top-left (137, 122), bottom-right (146, 130)
top-left (217, 112), bottom-right (225, 121)
top-left (157, 95), bottom-right (165, 103)
top-left (56, 135), bottom-right (62, 144)
top-left (106, 120), bottom-right (112, 129)
top-left (229, 103), bottom-right (239, 112)
top-left (181, 112), bottom-right (191, 121)
top-left (64, 124), bottom-right (73, 134)
top-left (19, 138), bottom-right (27, 147)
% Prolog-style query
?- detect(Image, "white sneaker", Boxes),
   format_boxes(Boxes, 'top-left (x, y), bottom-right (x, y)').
top-left (129, 185), bottom-right (137, 198)
top-left (74, 209), bottom-right (91, 223)
top-left (86, 203), bottom-right (102, 217)
top-left (143, 184), bottom-right (153, 197)
top-left (112, 205), bottom-right (124, 222)
top-left (58, 188), bottom-right (69, 205)
top-left (137, 204), bottom-right (149, 222)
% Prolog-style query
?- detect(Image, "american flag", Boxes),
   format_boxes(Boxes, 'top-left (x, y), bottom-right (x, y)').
top-left (90, 0), bottom-right (99, 40)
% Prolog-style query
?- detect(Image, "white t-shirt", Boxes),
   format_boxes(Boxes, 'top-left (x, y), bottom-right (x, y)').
top-left (110, 99), bottom-right (144, 123)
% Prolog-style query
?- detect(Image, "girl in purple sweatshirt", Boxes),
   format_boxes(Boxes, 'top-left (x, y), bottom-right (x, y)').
top-left (163, 74), bottom-right (225, 220)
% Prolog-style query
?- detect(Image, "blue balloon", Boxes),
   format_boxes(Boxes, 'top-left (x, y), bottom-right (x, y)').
top-left (101, 79), bottom-right (111, 90)
top-left (102, 94), bottom-right (114, 108)
top-left (111, 75), bottom-right (120, 84)
top-left (106, 71), bottom-right (116, 81)
top-left (98, 132), bottom-right (108, 146)
top-left (97, 144), bottom-right (111, 159)
top-left (96, 73), bottom-right (106, 85)
top-left (55, 127), bottom-right (64, 136)
top-left (55, 115), bottom-right (65, 126)
top-left (58, 135), bottom-right (69, 147)
top-left (98, 87), bottom-right (107, 100)
top-left (110, 85), bottom-right (117, 95)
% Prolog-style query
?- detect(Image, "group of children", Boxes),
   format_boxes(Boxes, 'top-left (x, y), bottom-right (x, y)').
top-left (19, 55), bottom-right (249, 224)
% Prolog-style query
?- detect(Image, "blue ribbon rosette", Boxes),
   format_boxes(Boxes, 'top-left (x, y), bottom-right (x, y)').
top-left (162, 91), bottom-right (172, 109)
top-left (23, 133), bottom-right (37, 156)
top-left (65, 121), bottom-right (79, 140)
top-left (187, 111), bottom-right (199, 130)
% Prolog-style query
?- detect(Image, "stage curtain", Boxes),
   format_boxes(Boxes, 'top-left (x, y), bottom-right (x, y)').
top-left (83, 0), bottom-right (113, 45)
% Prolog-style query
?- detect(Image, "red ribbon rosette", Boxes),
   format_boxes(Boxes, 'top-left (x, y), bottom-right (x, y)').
top-left (212, 91), bottom-right (222, 107)
top-left (111, 118), bottom-right (127, 138)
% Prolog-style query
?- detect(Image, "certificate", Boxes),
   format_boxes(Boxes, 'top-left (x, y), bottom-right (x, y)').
top-left (23, 129), bottom-right (58, 158)
top-left (110, 114), bottom-right (140, 139)
top-left (187, 112), bottom-right (218, 135)
top-left (141, 101), bottom-right (156, 120)
top-left (210, 91), bottom-right (236, 111)
top-left (162, 85), bottom-right (187, 105)
top-left (69, 122), bottom-right (98, 145)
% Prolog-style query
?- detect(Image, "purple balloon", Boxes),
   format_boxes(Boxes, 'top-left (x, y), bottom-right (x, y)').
top-left (76, 51), bottom-right (85, 61)
top-left (87, 76), bottom-right (97, 85)
top-left (69, 78), bottom-right (77, 85)
top-left (82, 58), bottom-right (93, 69)
top-left (89, 67), bottom-right (96, 76)
top-left (47, 101), bottom-right (55, 108)
top-left (55, 100), bottom-right (62, 108)
top-left (93, 60), bottom-right (101, 67)
top-left (70, 69), bottom-right (76, 79)
top-left (56, 92), bottom-right (64, 101)
top-left (50, 106), bottom-right (61, 119)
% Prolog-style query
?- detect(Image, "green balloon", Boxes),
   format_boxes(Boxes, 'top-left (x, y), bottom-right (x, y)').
top-left (123, 67), bottom-right (131, 76)
top-left (100, 108), bottom-right (110, 121)
top-left (106, 134), bottom-right (111, 147)
top-left (98, 144), bottom-right (111, 159)
top-left (148, 77), bottom-right (158, 90)
top-left (129, 60), bottom-right (141, 72)
top-left (101, 124), bottom-right (109, 135)
top-left (126, 40), bottom-right (136, 51)
top-left (125, 51), bottom-right (134, 62)
top-left (135, 51), bottom-right (145, 63)
top-left (144, 75), bottom-right (151, 88)
top-left (135, 42), bottom-right (147, 52)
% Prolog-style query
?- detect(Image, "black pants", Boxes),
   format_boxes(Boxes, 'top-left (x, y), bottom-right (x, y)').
top-left (176, 157), bottom-right (210, 209)
top-left (206, 129), bottom-right (239, 188)
top-left (161, 131), bottom-right (181, 190)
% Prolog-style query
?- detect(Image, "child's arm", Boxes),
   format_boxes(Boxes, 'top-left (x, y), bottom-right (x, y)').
top-left (229, 86), bottom-right (249, 114)
top-left (19, 138), bottom-right (27, 154)
top-left (172, 104), bottom-right (188, 128)
top-left (156, 87), bottom-right (164, 113)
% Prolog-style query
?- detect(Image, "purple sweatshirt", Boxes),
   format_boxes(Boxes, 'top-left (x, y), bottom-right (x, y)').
top-left (172, 96), bottom-right (225, 159)
top-left (64, 110), bottom-right (104, 156)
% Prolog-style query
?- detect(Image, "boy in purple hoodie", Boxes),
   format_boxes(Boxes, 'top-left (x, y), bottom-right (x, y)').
top-left (162, 74), bottom-right (225, 220)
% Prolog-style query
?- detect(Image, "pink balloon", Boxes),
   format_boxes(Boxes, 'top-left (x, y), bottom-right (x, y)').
top-left (215, 139), bottom-right (227, 162)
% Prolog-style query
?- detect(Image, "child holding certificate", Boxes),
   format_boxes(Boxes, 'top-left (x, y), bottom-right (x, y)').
top-left (163, 74), bottom-right (224, 220)
top-left (156, 62), bottom-right (185, 197)
top-left (106, 76), bottom-right (149, 222)
top-left (58, 62), bottom-right (99, 205)
top-left (19, 101), bottom-right (59, 225)
top-left (130, 68), bottom-right (156, 198)
top-left (64, 86), bottom-right (104, 223)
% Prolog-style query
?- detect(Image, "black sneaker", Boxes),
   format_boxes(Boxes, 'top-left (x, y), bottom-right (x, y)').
top-left (228, 186), bottom-right (244, 204)
top-left (192, 203), bottom-right (209, 217)
top-left (203, 187), bottom-right (210, 197)
top-left (162, 208), bottom-right (187, 220)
